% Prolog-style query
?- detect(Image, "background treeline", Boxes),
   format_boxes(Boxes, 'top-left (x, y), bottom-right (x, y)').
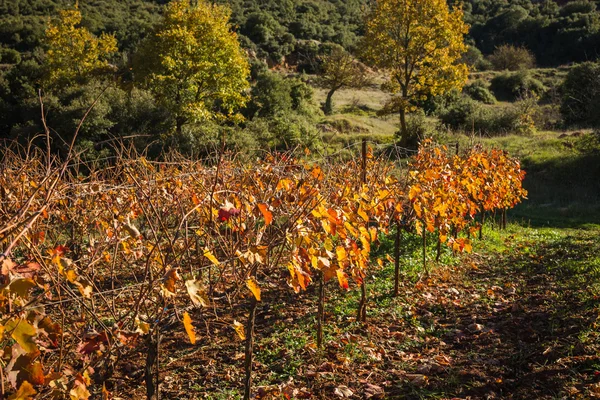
top-left (1, 0), bottom-right (600, 157)
top-left (3, 0), bottom-right (600, 68)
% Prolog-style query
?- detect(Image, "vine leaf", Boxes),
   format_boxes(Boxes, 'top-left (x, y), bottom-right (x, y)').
top-left (5, 319), bottom-right (38, 353)
top-left (8, 381), bottom-right (36, 400)
top-left (257, 203), bottom-right (273, 226)
top-left (185, 279), bottom-right (209, 307)
top-left (203, 249), bottom-right (220, 266)
top-left (336, 270), bottom-right (349, 290)
top-left (183, 312), bottom-right (196, 345)
top-left (246, 277), bottom-right (261, 301)
top-left (233, 320), bottom-right (246, 340)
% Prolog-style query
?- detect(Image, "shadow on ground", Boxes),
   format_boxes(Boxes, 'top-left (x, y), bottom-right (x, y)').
top-left (391, 229), bottom-right (600, 399)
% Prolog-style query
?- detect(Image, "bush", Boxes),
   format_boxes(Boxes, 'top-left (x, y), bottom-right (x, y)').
top-left (488, 44), bottom-right (536, 71)
top-left (440, 96), bottom-right (536, 136)
top-left (0, 48), bottom-right (21, 64)
top-left (400, 111), bottom-right (436, 147)
top-left (246, 112), bottom-right (322, 151)
top-left (560, 61), bottom-right (600, 127)
top-left (463, 80), bottom-right (496, 104)
top-left (438, 96), bottom-right (477, 129)
top-left (490, 71), bottom-right (545, 101)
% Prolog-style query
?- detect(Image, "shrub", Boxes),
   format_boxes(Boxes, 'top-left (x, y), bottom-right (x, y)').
top-left (0, 48), bottom-right (21, 64)
top-left (247, 112), bottom-right (322, 151)
top-left (438, 96), bottom-right (477, 129)
top-left (400, 111), bottom-right (436, 147)
top-left (488, 44), bottom-right (536, 71)
top-left (490, 71), bottom-right (545, 101)
top-left (461, 45), bottom-right (485, 70)
top-left (560, 61), bottom-right (600, 127)
top-left (463, 80), bottom-right (496, 104)
top-left (440, 96), bottom-right (536, 136)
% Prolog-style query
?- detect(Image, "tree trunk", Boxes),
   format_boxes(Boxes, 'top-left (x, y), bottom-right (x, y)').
top-left (399, 107), bottom-right (409, 147)
top-left (243, 298), bottom-right (258, 400)
top-left (324, 87), bottom-right (338, 115)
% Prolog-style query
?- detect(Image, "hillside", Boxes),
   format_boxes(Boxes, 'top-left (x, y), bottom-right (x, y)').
top-left (2, 0), bottom-right (600, 66)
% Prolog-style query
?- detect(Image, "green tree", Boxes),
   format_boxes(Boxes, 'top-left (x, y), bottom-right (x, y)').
top-left (318, 46), bottom-right (370, 115)
top-left (43, 6), bottom-right (118, 89)
top-left (488, 44), bottom-right (536, 71)
top-left (560, 61), bottom-right (600, 127)
top-left (362, 0), bottom-right (469, 145)
top-left (135, 0), bottom-right (250, 134)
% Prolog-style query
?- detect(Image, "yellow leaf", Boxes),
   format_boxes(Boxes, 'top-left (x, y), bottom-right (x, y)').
top-left (183, 312), bottom-right (196, 345)
top-left (135, 318), bottom-right (150, 335)
top-left (66, 269), bottom-right (78, 283)
top-left (9, 381), bottom-right (36, 400)
top-left (357, 206), bottom-right (369, 222)
top-left (257, 203), bottom-right (273, 226)
top-left (203, 249), bottom-right (220, 266)
top-left (233, 320), bottom-right (246, 340)
top-left (7, 278), bottom-right (36, 299)
top-left (185, 279), bottom-right (209, 306)
top-left (5, 318), bottom-right (37, 353)
top-left (246, 277), bottom-right (261, 301)
top-left (336, 246), bottom-right (347, 262)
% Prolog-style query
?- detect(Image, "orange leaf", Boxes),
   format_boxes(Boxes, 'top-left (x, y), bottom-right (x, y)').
top-left (183, 312), bottom-right (196, 345)
top-left (336, 269), bottom-right (349, 290)
top-left (257, 203), bottom-right (273, 226)
top-left (246, 277), bottom-right (261, 301)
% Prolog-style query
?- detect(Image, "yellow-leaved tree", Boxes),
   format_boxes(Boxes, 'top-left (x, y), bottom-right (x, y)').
top-left (134, 0), bottom-right (250, 134)
top-left (44, 6), bottom-right (118, 89)
top-left (362, 0), bottom-right (469, 145)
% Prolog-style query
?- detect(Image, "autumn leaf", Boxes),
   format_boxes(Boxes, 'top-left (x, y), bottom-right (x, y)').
top-left (7, 278), bottom-right (36, 299)
top-left (336, 269), bottom-right (349, 290)
top-left (27, 362), bottom-right (45, 385)
top-left (69, 376), bottom-right (91, 400)
top-left (335, 246), bottom-right (347, 263)
top-left (233, 320), bottom-right (246, 340)
top-left (183, 312), bottom-right (196, 345)
top-left (257, 203), bottom-right (273, 226)
top-left (5, 319), bottom-right (38, 353)
top-left (161, 268), bottom-right (181, 297)
top-left (203, 249), bottom-right (220, 266)
top-left (246, 277), bottom-right (261, 301)
top-left (185, 279), bottom-right (209, 307)
top-left (135, 318), bottom-right (150, 335)
top-left (8, 381), bottom-right (36, 400)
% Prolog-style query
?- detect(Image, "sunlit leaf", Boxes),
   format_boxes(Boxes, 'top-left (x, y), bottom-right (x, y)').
top-left (257, 203), bottom-right (273, 226)
top-left (8, 381), bottom-right (36, 400)
top-left (183, 312), bottom-right (196, 345)
top-left (246, 277), bottom-right (261, 301)
top-left (233, 320), bottom-right (246, 340)
top-left (203, 249), bottom-right (220, 266)
top-left (5, 319), bottom-right (37, 353)
top-left (185, 279), bottom-right (209, 307)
